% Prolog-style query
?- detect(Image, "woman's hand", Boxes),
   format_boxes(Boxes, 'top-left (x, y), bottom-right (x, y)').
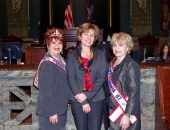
top-left (82, 103), bottom-right (91, 114)
top-left (75, 93), bottom-right (87, 103)
top-left (120, 115), bottom-right (130, 130)
top-left (49, 114), bottom-right (58, 124)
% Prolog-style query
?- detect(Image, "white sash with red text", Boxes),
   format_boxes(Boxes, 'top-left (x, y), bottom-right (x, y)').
top-left (108, 60), bottom-right (137, 124)
top-left (33, 56), bottom-right (66, 88)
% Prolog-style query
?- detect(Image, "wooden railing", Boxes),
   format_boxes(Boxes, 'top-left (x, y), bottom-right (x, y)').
top-left (157, 66), bottom-right (170, 128)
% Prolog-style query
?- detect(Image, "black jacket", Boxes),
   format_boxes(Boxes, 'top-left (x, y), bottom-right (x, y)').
top-left (108, 54), bottom-right (141, 130)
top-left (66, 48), bottom-right (107, 106)
top-left (36, 54), bottom-right (70, 128)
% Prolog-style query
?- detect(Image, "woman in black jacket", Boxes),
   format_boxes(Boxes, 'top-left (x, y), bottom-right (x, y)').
top-left (66, 23), bottom-right (107, 130)
top-left (35, 28), bottom-right (70, 130)
top-left (108, 32), bottom-right (141, 130)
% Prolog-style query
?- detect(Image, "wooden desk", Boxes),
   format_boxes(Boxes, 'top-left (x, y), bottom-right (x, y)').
top-left (139, 62), bottom-right (170, 68)
top-left (25, 47), bottom-right (47, 64)
top-left (0, 64), bottom-right (37, 70)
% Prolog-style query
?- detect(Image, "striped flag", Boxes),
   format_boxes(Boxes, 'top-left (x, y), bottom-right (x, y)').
top-left (64, 0), bottom-right (74, 29)
top-left (87, 0), bottom-right (95, 23)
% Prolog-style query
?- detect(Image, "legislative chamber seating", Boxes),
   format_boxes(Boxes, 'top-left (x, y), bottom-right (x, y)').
top-left (0, 34), bottom-right (23, 43)
top-left (138, 32), bottom-right (159, 61)
top-left (157, 66), bottom-right (170, 128)
top-left (0, 35), bottom-right (23, 64)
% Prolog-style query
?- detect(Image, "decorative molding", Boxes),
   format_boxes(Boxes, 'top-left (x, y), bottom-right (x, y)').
top-left (8, 0), bottom-right (29, 37)
top-left (131, 0), bottom-right (152, 36)
top-left (137, 0), bottom-right (147, 12)
top-left (11, 0), bottom-right (22, 13)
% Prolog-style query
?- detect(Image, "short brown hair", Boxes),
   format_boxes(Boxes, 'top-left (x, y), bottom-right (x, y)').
top-left (110, 32), bottom-right (134, 53)
top-left (44, 28), bottom-right (64, 46)
top-left (76, 23), bottom-right (99, 43)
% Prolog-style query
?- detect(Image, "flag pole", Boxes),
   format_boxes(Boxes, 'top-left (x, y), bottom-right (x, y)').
top-left (109, 0), bottom-right (112, 27)
top-left (49, 0), bottom-right (53, 27)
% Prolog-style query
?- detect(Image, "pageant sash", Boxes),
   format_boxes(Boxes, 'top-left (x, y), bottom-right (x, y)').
top-left (33, 56), bottom-right (66, 88)
top-left (108, 60), bottom-right (137, 124)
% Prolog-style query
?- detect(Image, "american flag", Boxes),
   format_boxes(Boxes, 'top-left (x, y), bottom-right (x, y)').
top-left (64, 0), bottom-right (74, 29)
top-left (87, 0), bottom-right (95, 23)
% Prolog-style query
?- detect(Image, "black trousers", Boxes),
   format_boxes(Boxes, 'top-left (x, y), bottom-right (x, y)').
top-left (103, 100), bottom-right (110, 130)
top-left (70, 100), bottom-right (104, 130)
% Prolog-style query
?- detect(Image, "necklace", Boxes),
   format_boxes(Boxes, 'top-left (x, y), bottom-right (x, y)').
top-left (47, 52), bottom-right (66, 65)
top-left (78, 50), bottom-right (93, 64)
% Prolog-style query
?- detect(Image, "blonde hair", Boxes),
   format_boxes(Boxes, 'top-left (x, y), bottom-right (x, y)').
top-left (110, 32), bottom-right (134, 53)
top-left (76, 23), bottom-right (99, 43)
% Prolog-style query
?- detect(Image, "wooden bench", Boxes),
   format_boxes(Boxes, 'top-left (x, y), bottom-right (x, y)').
top-left (157, 66), bottom-right (170, 128)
